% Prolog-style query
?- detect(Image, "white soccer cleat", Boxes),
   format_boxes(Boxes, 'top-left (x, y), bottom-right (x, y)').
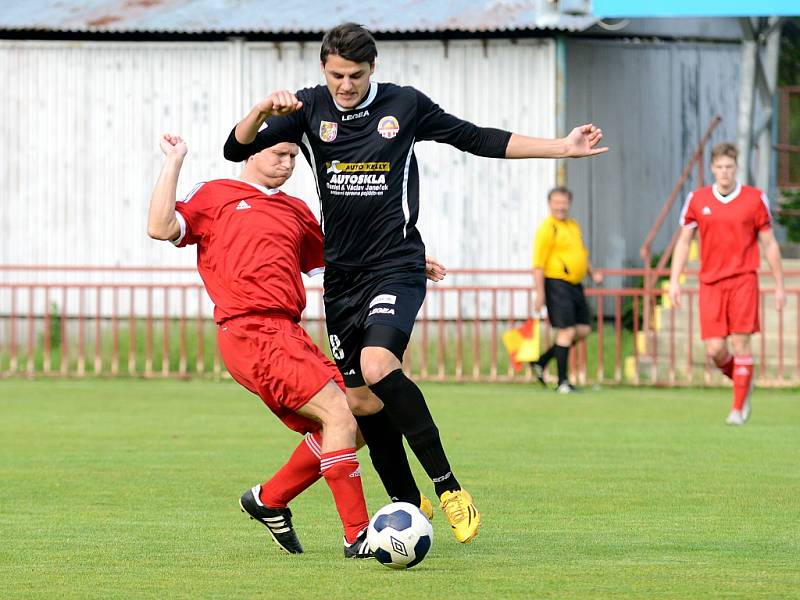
top-left (725, 410), bottom-right (745, 426)
top-left (556, 381), bottom-right (576, 394)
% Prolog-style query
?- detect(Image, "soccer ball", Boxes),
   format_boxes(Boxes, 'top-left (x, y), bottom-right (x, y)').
top-left (367, 502), bottom-right (433, 569)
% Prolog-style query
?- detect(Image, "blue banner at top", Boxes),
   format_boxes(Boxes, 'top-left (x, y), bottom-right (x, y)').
top-left (593, 0), bottom-right (799, 17)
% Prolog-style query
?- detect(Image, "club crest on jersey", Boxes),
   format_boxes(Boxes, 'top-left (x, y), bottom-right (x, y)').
top-left (319, 121), bottom-right (338, 142)
top-left (702, 206), bottom-right (712, 215)
top-left (377, 116), bottom-right (400, 139)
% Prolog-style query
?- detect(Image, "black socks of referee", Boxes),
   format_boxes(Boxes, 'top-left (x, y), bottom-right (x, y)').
top-left (355, 410), bottom-right (421, 506)
top-left (553, 344), bottom-right (570, 384)
top-left (536, 343), bottom-right (570, 384)
top-left (369, 368), bottom-right (460, 498)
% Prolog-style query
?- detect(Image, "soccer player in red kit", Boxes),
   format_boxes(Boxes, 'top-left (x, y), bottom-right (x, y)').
top-left (147, 133), bottom-right (373, 558)
top-left (669, 142), bottom-right (786, 426)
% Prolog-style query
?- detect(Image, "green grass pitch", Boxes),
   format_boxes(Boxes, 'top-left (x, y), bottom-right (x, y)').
top-left (1, 380), bottom-right (799, 599)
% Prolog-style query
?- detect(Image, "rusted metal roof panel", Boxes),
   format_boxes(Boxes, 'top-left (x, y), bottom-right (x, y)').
top-left (0, 0), bottom-right (597, 34)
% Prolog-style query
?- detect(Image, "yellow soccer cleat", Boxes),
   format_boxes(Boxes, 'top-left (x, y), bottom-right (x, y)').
top-left (439, 489), bottom-right (480, 543)
top-left (419, 494), bottom-right (434, 521)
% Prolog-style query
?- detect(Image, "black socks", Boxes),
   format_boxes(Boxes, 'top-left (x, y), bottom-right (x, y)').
top-left (553, 344), bottom-right (570, 384)
top-left (369, 369), bottom-right (460, 497)
top-left (355, 410), bottom-right (421, 506)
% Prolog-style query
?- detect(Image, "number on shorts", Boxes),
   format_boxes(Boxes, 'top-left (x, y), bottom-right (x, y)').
top-left (328, 334), bottom-right (345, 360)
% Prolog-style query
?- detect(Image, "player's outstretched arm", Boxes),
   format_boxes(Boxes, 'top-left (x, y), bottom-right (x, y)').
top-left (759, 228), bottom-right (786, 311)
top-left (668, 227), bottom-right (694, 309)
top-left (233, 91), bottom-right (304, 145)
top-left (147, 134), bottom-right (187, 241)
top-left (505, 124), bottom-right (608, 159)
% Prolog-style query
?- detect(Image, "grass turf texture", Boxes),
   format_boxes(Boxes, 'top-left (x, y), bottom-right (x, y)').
top-left (1, 380), bottom-right (799, 599)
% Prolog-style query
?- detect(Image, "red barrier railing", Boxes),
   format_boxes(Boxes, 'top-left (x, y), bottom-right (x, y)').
top-left (0, 267), bottom-right (797, 386)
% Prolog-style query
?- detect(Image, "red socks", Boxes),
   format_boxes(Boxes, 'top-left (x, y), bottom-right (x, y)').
top-left (259, 432), bottom-right (323, 508)
top-left (732, 355), bottom-right (754, 411)
top-left (320, 448), bottom-right (370, 544)
top-left (257, 433), bottom-right (369, 544)
top-left (714, 352), bottom-right (734, 380)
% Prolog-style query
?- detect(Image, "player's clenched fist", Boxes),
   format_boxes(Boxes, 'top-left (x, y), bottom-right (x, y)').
top-left (255, 90), bottom-right (304, 118)
top-left (159, 133), bottom-right (187, 158)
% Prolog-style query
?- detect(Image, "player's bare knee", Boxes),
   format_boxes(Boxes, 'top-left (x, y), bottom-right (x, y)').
top-left (575, 325), bottom-right (590, 340)
top-left (360, 348), bottom-right (398, 386)
top-left (704, 338), bottom-right (726, 360)
top-left (730, 335), bottom-right (751, 357)
top-left (346, 386), bottom-right (382, 416)
top-left (556, 327), bottom-right (576, 345)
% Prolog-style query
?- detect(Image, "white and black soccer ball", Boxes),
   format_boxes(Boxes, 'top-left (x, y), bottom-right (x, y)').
top-left (367, 502), bottom-right (433, 569)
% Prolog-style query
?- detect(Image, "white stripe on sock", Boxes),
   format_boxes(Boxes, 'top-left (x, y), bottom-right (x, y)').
top-left (320, 453), bottom-right (358, 472)
top-left (304, 433), bottom-right (322, 458)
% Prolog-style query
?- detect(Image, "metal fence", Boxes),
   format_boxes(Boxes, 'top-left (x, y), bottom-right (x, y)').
top-left (0, 266), bottom-right (797, 387)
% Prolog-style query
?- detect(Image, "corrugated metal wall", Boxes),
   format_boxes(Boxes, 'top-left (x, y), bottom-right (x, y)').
top-left (565, 39), bottom-right (742, 276)
top-left (0, 39), bottom-right (555, 285)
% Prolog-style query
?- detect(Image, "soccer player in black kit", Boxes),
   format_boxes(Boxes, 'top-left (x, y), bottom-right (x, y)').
top-left (224, 23), bottom-right (607, 544)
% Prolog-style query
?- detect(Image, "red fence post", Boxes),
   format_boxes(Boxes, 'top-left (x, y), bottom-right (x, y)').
top-left (632, 295), bottom-right (640, 385)
top-left (128, 287), bottom-right (136, 376)
top-left (421, 295), bottom-right (429, 379)
top-left (10, 286), bottom-right (18, 373)
top-left (77, 288), bottom-right (86, 377)
top-left (60, 286), bottom-right (68, 376)
top-left (490, 289), bottom-right (498, 380)
top-left (687, 290), bottom-right (694, 385)
top-left (111, 287), bottom-right (119, 376)
top-left (596, 295), bottom-right (604, 384)
top-left (614, 295), bottom-right (622, 383)
top-left (437, 291), bottom-right (445, 381)
top-left (180, 287), bottom-right (188, 377)
top-left (472, 291), bottom-right (480, 380)
top-left (26, 287), bottom-right (34, 376)
top-left (94, 287), bottom-right (102, 375)
top-left (162, 287), bottom-right (170, 377)
top-left (146, 287), bottom-right (153, 377)
top-left (196, 287), bottom-right (205, 376)
top-left (43, 286), bottom-right (51, 374)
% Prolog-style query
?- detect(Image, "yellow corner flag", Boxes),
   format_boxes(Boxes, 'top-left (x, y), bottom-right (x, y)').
top-left (502, 319), bottom-right (541, 372)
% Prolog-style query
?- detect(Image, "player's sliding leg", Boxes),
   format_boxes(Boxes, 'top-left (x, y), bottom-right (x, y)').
top-left (348, 387), bottom-right (433, 520)
top-left (297, 380), bottom-right (372, 558)
top-left (240, 431), bottom-right (324, 554)
top-left (361, 326), bottom-right (480, 544)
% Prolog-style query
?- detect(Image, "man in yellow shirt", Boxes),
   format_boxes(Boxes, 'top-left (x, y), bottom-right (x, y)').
top-left (531, 187), bottom-right (603, 392)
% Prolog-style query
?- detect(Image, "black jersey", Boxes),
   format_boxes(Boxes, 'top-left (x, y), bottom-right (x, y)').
top-left (224, 82), bottom-right (511, 272)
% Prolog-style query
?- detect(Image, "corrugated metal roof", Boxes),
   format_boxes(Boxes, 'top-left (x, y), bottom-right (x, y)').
top-left (0, 0), bottom-right (597, 34)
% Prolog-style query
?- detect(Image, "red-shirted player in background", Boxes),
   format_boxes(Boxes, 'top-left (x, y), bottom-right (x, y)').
top-left (146, 133), bottom-right (375, 558)
top-left (669, 142), bottom-right (786, 426)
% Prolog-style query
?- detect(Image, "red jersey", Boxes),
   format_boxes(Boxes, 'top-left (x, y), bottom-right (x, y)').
top-left (679, 183), bottom-right (772, 284)
top-left (174, 179), bottom-right (324, 324)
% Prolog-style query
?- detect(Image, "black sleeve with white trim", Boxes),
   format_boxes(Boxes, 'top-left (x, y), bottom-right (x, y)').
top-left (413, 89), bottom-right (511, 158)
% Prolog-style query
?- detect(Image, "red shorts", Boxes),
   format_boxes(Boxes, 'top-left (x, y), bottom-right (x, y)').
top-left (698, 272), bottom-right (760, 340)
top-left (217, 315), bottom-right (345, 434)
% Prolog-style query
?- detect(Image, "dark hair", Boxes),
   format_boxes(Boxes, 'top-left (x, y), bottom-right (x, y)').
top-left (320, 23), bottom-right (378, 65)
top-left (547, 186), bottom-right (573, 202)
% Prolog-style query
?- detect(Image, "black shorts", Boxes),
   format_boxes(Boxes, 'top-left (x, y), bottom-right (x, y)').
top-left (323, 268), bottom-right (427, 387)
top-left (544, 278), bottom-right (590, 329)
